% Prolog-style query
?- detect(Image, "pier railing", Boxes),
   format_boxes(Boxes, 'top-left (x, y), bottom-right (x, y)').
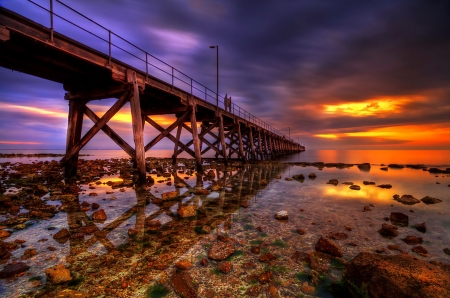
top-left (4, 0), bottom-right (300, 145)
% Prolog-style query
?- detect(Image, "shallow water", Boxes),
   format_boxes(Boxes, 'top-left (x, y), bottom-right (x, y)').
top-left (0, 160), bottom-right (449, 297)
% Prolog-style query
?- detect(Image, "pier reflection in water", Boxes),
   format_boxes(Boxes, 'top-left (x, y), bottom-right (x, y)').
top-left (3, 163), bottom-right (284, 297)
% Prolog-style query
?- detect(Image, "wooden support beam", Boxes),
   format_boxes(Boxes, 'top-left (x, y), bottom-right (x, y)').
top-left (128, 70), bottom-right (146, 185)
top-left (61, 92), bottom-right (130, 165)
top-left (249, 127), bottom-right (256, 160)
top-left (84, 106), bottom-right (136, 158)
top-left (219, 114), bottom-right (228, 165)
top-left (172, 123), bottom-right (182, 165)
top-left (176, 119), bottom-right (219, 156)
top-left (64, 99), bottom-right (86, 178)
top-left (190, 103), bottom-right (204, 174)
top-left (258, 129), bottom-right (263, 160)
top-left (237, 123), bottom-right (246, 161)
top-left (65, 84), bottom-right (132, 101)
top-left (144, 110), bottom-right (190, 151)
top-left (263, 132), bottom-right (269, 157)
top-left (145, 116), bottom-right (196, 158)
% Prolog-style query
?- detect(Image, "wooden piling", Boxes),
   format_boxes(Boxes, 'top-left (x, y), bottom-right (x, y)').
top-left (64, 99), bottom-right (85, 178)
top-left (190, 103), bottom-right (204, 174)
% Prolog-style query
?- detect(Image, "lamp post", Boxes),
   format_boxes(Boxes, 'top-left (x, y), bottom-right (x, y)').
top-left (210, 45), bottom-right (218, 111)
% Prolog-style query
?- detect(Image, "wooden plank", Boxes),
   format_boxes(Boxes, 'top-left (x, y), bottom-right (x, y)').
top-left (190, 103), bottom-right (204, 174)
top-left (258, 129), bottom-right (263, 159)
top-left (64, 99), bottom-right (85, 178)
top-left (127, 70), bottom-right (146, 184)
top-left (249, 127), bottom-right (256, 160)
top-left (84, 106), bottom-right (136, 158)
top-left (65, 84), bottom-right (131, 100)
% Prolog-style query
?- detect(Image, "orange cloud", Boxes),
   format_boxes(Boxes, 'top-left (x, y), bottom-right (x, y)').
top-left (0, 103), bottom-right (66, 118)
top-left (0, 141), bottom-right (42, 145)
top-left (323, 95), bottom-right (422, 117)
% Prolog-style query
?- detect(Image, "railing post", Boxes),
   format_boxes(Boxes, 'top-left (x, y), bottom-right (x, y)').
top-left (171, 67), bottom-right (174, 90)
top-left (49, 0), bottom-right (54, 43)
top-left (145, 52), bottom-right (148, 80)
top-left (108, 30), bottom-right (111, 66)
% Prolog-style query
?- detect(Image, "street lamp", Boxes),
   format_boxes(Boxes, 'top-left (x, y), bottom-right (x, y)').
top-left (210, 45), bottom-right (218, 111)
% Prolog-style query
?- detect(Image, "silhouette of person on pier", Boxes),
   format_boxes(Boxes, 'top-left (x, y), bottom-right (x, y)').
top-left (224, 94), bottom-right (232, 112)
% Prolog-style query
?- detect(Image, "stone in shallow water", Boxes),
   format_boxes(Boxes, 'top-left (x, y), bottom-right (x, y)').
top-left (45, 263), bottom-right (72, 284)
top-left (207, 241), bottom-right (234, 261)
top-left (402, 236), bottom-right (423, 245)
top-left (0, 262), bottom-right (30, 278)
top-left (378, 223), bottom-right (399, 239)
top-left (349, 185), bottom-right (361, 190)
top-left (274, 210), bottom-right (288, 220)
top-left (53, 228), bottom-right (70, 240)
top-left (315, 237), bottom-right (343, 257)
top-left (92, 209), bottom-right (107, 220)
top-left (170, 269), bottom-right (197, 298)
top-left (395, 194), bottom-right (420, 205)
top-left (327, 179), bottom-right (338, 185)
top-left (412, 245), bottom-right (428, 256)
top-left (420, 196), bottom-right (443, 205)
top-left (413, 222), bottom-right (426, 233)
top-left (0, 229), bottom-right (11, 239)
top-left (175, 259), bottom-right (193, 270)
top-left (344, 252), bottom-right (450, 298)
top-left (178, 205), bottom-right (196, 218)
top-left (390, 212), bottom-right (408, 226)
top-left (217, 261), bottom-right (232, 273)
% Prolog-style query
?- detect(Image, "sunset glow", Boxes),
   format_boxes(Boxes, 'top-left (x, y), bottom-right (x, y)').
top-left (323, 96), bottom-right (416, 117)
top-left (0, 141), bottom-right (42, 145)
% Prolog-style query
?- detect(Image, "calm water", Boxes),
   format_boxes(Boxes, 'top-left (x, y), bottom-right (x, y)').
top-left (1, 149), bottom-right (449, 166)
top-left (0, 150), bottom-right (449, 297)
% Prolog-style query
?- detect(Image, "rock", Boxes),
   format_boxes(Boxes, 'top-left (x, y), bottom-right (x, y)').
top-left (297, 228), bottom-right (306, 235)
top-left (217, 261), bottom-right (232, 273)
top-left (161, 191), bottom-right (178, 201)
top-left (328, 232), bottom-right (348, 240)
top-left (92, 209), bottom-right (107, 220)
top-left (178, 205), bottom-right (196, 218)
top-left (199, 258), bottom-right (208, 266)
top-left (170, 269), bottom-right (197, 298)
top-left (207, 241), bottom-right (234, 261)
top-left (380, 167), bottom-right (388, 171)
top-left (193, 189), bottom-right (209, 195)
top-left (342, 182), bottom-right (354, 185)
top-left (53, 228), bottom-right (70, 240)
top-left (293, 174), bottom-right (305, 181)
top-left (259, 253), bottom-right (277, 262)
top-left (88, 193), bottom-right (98, 197)
top-left (251, 246), bottom-right (260, 254)
top-left (146, 219), bottom-right (161, 231)
top-left (301, 282), bottom-right (316, 294)
top-left (349, 185), bottom-right (361, 190)
top-left (364, 206), bottom-right (371, 211)
top-left (413, 222), bottom-right (426, 233)
top-left (390, 212), bottom-right (408, 226)
top-left (444, 248), bottom-right (450, 255)
top-left (412, 246), bottom-right (428, 255)
top-left (388, 164), bottom-right (405, 169)
top-left (267, 285), bottom-right (278, 298)
top-left (91, 203), bottom-right (100, 210)
top-left (378, 184), bottom-right (392, 189)
top-left (245, 285), bottom-right (261, 297)
top-left (175, 259), bottom-right (193, 270)
top-left (378, 223), bottom-right (398, 239)
top-left (343, 252), bottom-right (450, 298)
top-left (387, 244), bottom-right (400, 251)
top-left (259, 179), bottom-right (268, 186)
top-left (315, 237), bottom-right (343, 257)
top-left (274, 210), bottom-right (288, 220)
top-left (308, 173), bottom-right (317, 179)
top-left (327, 179), bottom-right (338, 185)
top-left (259, 271), bottom-right (272, 284)
top-left (0, 229), bottom-right (11, 239)
top-left (395, 195), bottom-right (420, 205)
top-left (0, 262), bottom-right (30, 278)
top-left (309, 269), bottom-right (321, 286)
top-left (45, 263), bottom-right (72, 284)
top-left (420, 196), bottom-right (443, 205)
top-left (363, 181), bottom-right (375, 185)
top-left (402, 236), bottom-right (423, 245)
top-left (127, 228), bottom-right (137, 237)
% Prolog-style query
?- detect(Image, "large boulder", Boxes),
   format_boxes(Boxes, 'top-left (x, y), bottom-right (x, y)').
top-left (343, 252), bottom-right (450, 298)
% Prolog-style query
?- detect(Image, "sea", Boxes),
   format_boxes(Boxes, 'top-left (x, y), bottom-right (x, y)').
top-left (0, 149), bottom-right (449, 297)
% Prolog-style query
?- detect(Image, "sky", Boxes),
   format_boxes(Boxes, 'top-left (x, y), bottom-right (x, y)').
top-left (0, 0), bottom-right (449, 151)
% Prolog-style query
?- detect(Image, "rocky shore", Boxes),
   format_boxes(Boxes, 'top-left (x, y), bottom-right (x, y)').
top-left (0, 158), bottom-right (449, 297)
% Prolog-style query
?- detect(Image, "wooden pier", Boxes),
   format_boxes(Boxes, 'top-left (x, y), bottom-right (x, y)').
top-left (0, 4), bottom-right (304, 184)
